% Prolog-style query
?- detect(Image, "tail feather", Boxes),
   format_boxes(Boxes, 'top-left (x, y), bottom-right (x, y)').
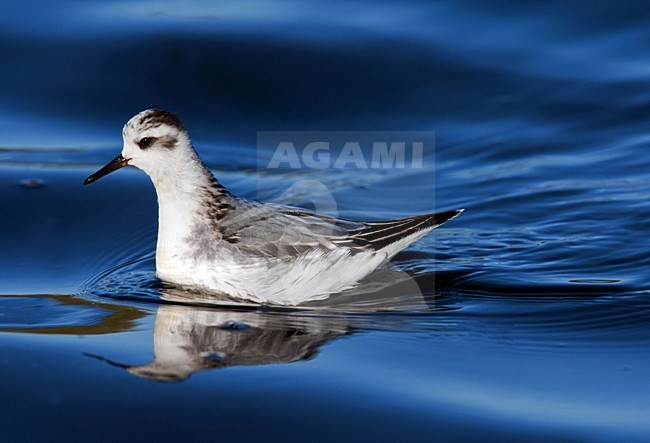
top-left (338, 209), bottom-right (464, 251)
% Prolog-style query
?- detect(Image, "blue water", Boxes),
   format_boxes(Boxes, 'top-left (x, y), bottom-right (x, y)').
top-left (1, 1), bottom-right (650, 441)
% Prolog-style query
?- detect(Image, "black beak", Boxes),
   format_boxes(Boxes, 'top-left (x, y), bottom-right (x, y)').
top-left (84, 154), bottom-right (129, 185)
top-left (83, 352), bottom-right (131, 370)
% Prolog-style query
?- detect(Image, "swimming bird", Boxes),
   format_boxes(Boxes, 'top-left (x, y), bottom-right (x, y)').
top-left (84, 109), bottom-right (463, 305)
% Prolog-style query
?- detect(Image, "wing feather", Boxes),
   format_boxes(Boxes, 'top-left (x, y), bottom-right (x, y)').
top-left (219, 198), bottom-right (462, 259)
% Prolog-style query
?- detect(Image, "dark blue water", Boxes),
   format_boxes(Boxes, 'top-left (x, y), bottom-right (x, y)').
top-left (1, 1), bottom-right (650, 441)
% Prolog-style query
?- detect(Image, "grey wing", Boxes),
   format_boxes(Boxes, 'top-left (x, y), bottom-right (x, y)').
top-left (218, 200), bottom-right (364, 258)
top-left (219, 198), bottom-right (463, 259)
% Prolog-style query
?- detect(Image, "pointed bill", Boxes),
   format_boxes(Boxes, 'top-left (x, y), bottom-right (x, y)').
top-left (84, 154), bottom-right (129, 185)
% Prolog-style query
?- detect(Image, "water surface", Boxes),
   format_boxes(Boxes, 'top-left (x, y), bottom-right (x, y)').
top-left (1, 0), bottom-right (649, 441)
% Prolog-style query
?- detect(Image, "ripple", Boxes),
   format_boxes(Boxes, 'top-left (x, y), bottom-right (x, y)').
top-left (18, 178), bottom-right (46, 189)
top-left (569, 278), bottom-right (622, 284)
top-left (0, 294), bottom-right (145, 334)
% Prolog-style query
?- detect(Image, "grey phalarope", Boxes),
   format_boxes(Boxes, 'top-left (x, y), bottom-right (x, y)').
top-left (84, 109), bottom-right (463, 305)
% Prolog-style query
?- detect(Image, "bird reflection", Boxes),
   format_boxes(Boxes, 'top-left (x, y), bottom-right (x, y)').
top-left (85, 264), bottom-right (444, 382)
top-left (87, 301), bottom-right (350, 382)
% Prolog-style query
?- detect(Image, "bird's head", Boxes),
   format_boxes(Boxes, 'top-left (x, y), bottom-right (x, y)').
top-left (84, 109), bottom-right (193, 185)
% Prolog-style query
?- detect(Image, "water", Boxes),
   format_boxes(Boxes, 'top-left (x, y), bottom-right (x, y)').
top-left (1, 0), bottom-right (649, 441)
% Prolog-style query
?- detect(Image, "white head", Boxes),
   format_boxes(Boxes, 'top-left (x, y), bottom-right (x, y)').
top-left (84, 109), bottom-right (199, 186)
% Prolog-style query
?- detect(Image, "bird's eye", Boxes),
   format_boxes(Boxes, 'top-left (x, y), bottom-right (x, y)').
top-left (138, 137), bottom-right (156, 149)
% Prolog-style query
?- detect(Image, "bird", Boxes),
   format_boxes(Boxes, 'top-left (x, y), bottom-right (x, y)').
top-left (84, 109), bottom-right (463, 305)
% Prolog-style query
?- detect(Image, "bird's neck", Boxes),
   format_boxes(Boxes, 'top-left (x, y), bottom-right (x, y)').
top-left (150, 150), bottom-right (229, 274)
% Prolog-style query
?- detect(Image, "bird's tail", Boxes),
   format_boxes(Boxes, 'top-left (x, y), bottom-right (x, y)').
top-left (348, 208), bottom-right (464, 251)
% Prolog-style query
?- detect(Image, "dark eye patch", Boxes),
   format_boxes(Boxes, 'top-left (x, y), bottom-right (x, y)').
top-left (137, 137), bottom-right (156, 149)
